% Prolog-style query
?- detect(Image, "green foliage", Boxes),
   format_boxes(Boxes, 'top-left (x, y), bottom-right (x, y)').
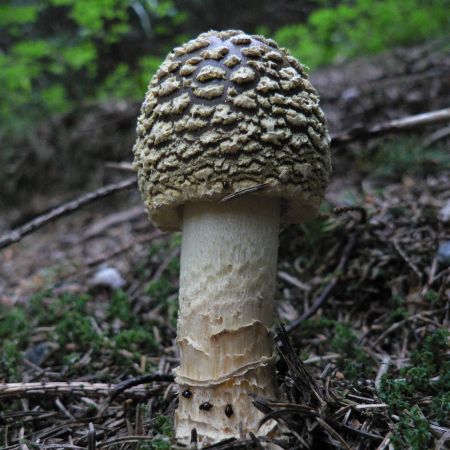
top-left (0, 341), bottom-right (22, 382)
top-left (0, 305), bottom-right (30, 347)
top-left (330, 323), bottom-right (372, 379)
top-left (0, 0), bottom-right (185, 142)
top-left (55, 307), bottom-right (103, 352)
top-left (391, 406), bottom-right (432, 450)
top-left (373, 141), bottom-right (450, 179)
top-left (135, 415), bottom-right (172, 449)
top-left (431, 391), bottom-right (450, 422)
top-left (295, 318), bottom-right (374, 379)
top-left (379, 329), bottom-right (450, 444)
top-left (153, 414), bottom-right (173, 436)
top-left (0, 289), bottom-right (161, 380)
top-left (114, 328), bottom-right (157, 354)
top-left (274, 0), bottom-right (450, 68)
top-left (108, 289), bottom-right (134, 323)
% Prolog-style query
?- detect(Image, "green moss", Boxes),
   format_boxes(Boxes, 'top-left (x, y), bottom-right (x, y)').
top-left (391, 406), bottom-right (432, 450)
top-left (356, 139), bottom-right (450, 180)
top-left (431, 392), bottom-right (450, 422)
top-left (0, 306), bottom-right (30, 347)
top-left (54, 296), bottom-right (103, 352)
top-left (108, 289), bottom-right (134, 323)
top-left (0, 341), bottom-right (22, 381)
top-left (329, 323), bottom-right (373, 379)
top-left (0, 288), bottom-right (165, 380)
top-left (425, 289), bottom-right (440, 305)
top-left (114, 328), bottom-right (157, 356)
top-left (153, 414), bottom-right (173, 436)
top-left (379, 329), bottom-right (449, 444)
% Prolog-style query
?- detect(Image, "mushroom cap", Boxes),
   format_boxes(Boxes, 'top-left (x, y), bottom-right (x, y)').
top-left (133, 30), bottom-right (331, 231)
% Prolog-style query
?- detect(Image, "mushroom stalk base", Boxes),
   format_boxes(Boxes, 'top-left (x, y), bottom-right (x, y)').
top-left (175, 196), bottom-right (280, 446)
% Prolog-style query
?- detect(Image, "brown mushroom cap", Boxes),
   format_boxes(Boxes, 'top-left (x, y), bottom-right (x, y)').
top-left (133, 30), bottom-right (331, 231)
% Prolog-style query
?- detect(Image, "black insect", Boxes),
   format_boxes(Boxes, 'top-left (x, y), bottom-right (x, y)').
top-left (199, 401), bottom-right (213, 411)
top-left (182, 389), bottom-right (192, 399)
top-left (224, 404), bottom-right (234, 417)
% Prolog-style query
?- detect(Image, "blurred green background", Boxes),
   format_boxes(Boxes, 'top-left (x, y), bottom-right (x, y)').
top-left (0, 0), bottom-right (448, 207)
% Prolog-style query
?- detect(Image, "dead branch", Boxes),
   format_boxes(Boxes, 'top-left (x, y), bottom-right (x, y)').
top-left (0, 381), bottom-right (148, 400)
top-left (109, 373), bottom-right (175, 402)
top-left (331, 107), bottom-right (450, 146)
top-left (0, 177), bottom-right (137, 251)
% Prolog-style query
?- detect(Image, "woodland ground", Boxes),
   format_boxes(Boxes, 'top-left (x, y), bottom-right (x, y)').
top-left (0, 35), bottom-right (449, 450)
top-left (0, 134), bottom-right (449, 449)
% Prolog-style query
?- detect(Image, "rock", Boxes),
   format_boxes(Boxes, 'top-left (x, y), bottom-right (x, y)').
top-left (438, 200), bottom-right (450, 223)
top-left (90, 267), bottom-right (126, 290)
top-left (437, 241), bottom-right (450, 267)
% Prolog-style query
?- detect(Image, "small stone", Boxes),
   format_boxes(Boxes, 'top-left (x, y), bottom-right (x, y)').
top-left (91, 267), bottom-right (126, 290)
top-left (437, 241), bottom-right (450, 267)
top-left (438, 200), bottom-right (450, 223)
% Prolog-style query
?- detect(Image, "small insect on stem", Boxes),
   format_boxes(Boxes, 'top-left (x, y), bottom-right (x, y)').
top-left (182, 389), bottom-right (193, 399)
top-left (225, 404), bottom-right (234, 417)
top-left (199, 401), bottom-right (213, 411)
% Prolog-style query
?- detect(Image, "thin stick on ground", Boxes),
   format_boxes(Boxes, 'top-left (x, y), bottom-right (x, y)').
top-left (109, 374), bottom-right (175, 402)
top-left (0, 381), bottom-right (150, 399)
top-left (331, 107), bottom-right (450, 146)
top-left (0, 177), bottom-right (137, 251)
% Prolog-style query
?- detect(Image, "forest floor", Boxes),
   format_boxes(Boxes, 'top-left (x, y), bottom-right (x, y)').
top-left (0, 140), bottom-right (449, 449)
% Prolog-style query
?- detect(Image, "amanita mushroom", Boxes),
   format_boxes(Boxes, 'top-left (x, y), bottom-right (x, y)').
top-left (133, 30), bottom-right (331, 446)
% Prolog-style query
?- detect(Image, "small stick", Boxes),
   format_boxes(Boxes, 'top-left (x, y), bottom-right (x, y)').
top-left (375, 355), bottom-right (391, 390)
top-left (109, 373), bottom-right (174, 402)
top-left (0, 177), bottom-right (137, 251)
top-left (278, 270), bottom-right (311, 292)
top-left (332, 107), bottom-right (450, 146)
top-left (221, 184), bottom-right (267, 202)
top-left (392, 239), bottom-right (422, 281)
top-left (87, 422), bottom-right (96, 450)
top-left (0, 381), bottom-right (148, 399)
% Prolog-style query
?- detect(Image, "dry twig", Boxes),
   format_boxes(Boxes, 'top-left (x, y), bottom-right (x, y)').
top-left (0, 177), bottom-right (137, 251)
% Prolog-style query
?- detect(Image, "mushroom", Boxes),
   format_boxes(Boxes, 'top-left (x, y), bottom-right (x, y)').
top-left (133, 30), bottom-right (331, 446)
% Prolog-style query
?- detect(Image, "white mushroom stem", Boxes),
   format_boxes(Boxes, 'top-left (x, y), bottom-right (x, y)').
top-left (175, 195), bottom-right (281, 446)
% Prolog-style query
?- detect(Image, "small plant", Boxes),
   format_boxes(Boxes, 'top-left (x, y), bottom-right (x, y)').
top-left (356, 138), bottom-right (450, 180)
top-left (391, 406), bottom-right (432, 450)
top-left (0, 341), bottom-right (22, 382)
top-left (379, 328), bottom-right (450, 445)
top-left (274, 0), bottom-right (450, 69)
top-left (331, 323), bottom-right (372, 379)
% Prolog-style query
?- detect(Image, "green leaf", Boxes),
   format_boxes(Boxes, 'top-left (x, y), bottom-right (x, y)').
top-left (62, 41), bottom-right (97, 70)
top-left (0, 5), bottom-right (39, 26)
